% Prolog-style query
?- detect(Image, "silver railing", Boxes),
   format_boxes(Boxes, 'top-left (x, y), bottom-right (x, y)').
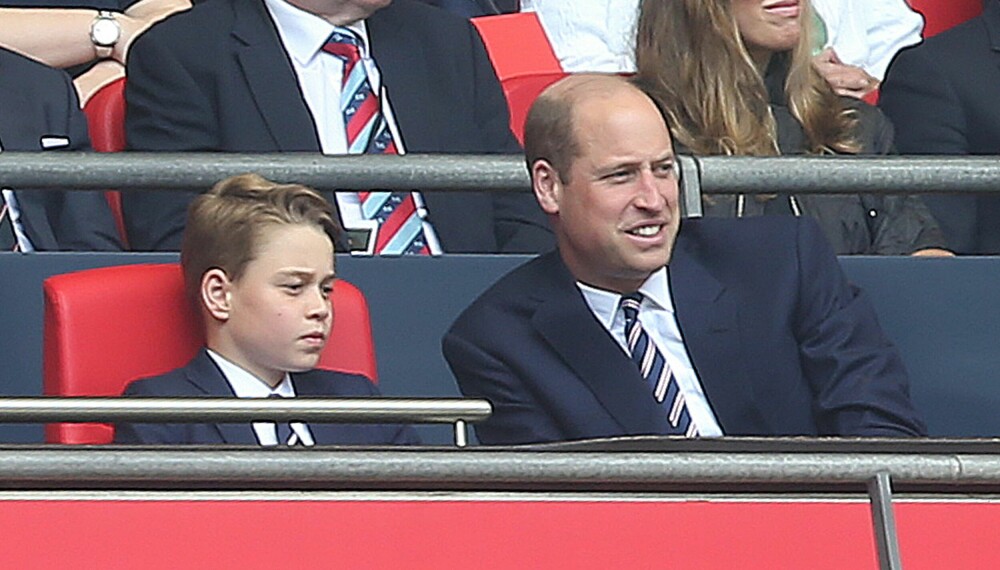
top-left (0, 397), bottom-right (492, 447)
top-left (2, 152), bottom-right (1000, 195)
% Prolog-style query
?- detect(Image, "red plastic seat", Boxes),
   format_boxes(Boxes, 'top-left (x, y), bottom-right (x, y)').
top-left (472, 13), bottom-right (566, 143)
top-left (907, 0), bottom-right (984, 37)
top-left (81, 76), bottom-right (128, 246)
top-left (43, 263), bottom-right (377, 444)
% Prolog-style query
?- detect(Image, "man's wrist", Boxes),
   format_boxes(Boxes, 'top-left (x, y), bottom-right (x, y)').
top-left (90, 10), bottom-right (122, 60)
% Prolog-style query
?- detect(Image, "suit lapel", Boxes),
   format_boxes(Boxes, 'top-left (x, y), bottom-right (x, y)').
top-left (531, 254), bottom-right (670, 434)
top-left (668, 234), bottom-right (761, 433)
top-left (183, 350), bottom-right (258, 445)
top-left (232, 1), bottom-right (322, 151)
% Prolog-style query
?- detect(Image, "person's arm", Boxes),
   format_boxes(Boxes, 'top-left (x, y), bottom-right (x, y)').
top-left (443, 322), bottom-right (567, 445)
top-left (0, 0), bottom-right (190, 68)
top-left (123, 19), bottom-right (216, 250)
top-left (792, 218), bottom-right (927, 436)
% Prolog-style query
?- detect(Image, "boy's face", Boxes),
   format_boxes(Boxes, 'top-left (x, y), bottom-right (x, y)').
top-left (215, 223), bottom-right (336, 386)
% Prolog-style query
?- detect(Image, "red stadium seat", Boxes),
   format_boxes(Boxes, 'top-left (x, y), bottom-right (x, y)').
top-left (472, 13), bottom-right (566, 143)
top-left (81, 77), bottom-right (128, 246)
top-left (907, 0), bottom-right (984, 37)
top-left (42, 263), bottom-right (378, 444)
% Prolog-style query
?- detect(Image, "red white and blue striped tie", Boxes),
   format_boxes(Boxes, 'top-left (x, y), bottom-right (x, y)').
top-left (323, 28), bottom-right (429, 255)
top-left (620, 293), bottom-right (698, 437)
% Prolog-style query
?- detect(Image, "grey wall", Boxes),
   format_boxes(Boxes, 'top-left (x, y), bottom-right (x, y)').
top-left (1, 253), bottom-right (998, 443)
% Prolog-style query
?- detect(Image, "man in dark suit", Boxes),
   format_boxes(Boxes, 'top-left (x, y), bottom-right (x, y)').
top-left (0, 47), bottom-right (121, 251)
top-left (115, 174), bottom-right (417, 445)
top-left (443, 75), bottom-right (925, 445)
top-left (879, 0), bottom-right (1000, 254)
top-left (124, 0), bottom-right (552, 253)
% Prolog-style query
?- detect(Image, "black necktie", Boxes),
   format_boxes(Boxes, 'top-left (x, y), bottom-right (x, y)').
top-left (268, 394), bottom-right (295, 446)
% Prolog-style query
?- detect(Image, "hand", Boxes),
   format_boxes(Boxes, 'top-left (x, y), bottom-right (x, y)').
top-left (910, 248), bottom-right (955, 257)
top-left (812, 48), bottom-right (880, 99)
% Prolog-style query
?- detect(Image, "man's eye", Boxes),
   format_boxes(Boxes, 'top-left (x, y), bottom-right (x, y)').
top-left (283, 283), bottom-right (304, 293)
top-left (321, 284), bottom-right (334, 298)
top-left (655, 163), bottom-right (676, 177)
top-left (605, 170), bottom-right (632, 182)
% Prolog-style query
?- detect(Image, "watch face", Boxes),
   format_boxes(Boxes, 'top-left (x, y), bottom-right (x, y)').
top-left (92, 18), bottom-right (120, 47)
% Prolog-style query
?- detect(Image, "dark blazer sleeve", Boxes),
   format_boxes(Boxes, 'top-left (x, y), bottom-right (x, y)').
top-left (443, 324), bottom-right (567, 444)
top-left (792, 219), bottom-right (927, 436)
top-left (123, 23), bottom-right (218, 250)
top-left (113, 375), bottom-right (194, 445)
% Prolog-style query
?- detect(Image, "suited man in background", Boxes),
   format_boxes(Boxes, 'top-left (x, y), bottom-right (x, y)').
top-left (880, 0), bottom-right (1000, 254)
top-left (0, 47), bottom-right (121, 251)
top-left (124, 0), bottom-right (552, 253)
top-left (443, 75), bottom-right (925, 445)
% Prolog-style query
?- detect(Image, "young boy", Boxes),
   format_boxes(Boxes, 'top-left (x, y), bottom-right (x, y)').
top-left (115, 174), bottom-right (418, 445)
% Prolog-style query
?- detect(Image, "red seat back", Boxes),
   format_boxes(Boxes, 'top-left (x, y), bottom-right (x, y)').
top-left (43, 263), bottom-right (377, 444)
top-left (472, 13), bottom-right (566, 143)
top-left (81, 77), bottom-right (128, 246)
top-left (907, 0), bottom-right (984, 37)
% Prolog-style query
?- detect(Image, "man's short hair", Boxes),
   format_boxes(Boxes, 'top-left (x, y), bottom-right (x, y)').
top-left (181, 174), bottom-right (341, 305)
top-left (523, 84), bottom-right (580, 182)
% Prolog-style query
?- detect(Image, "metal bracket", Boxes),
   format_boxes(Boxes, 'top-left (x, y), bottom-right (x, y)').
top-left (677, 154), bottom-right (703, 218)
top-left (868, 471), bottom-right (903, 570)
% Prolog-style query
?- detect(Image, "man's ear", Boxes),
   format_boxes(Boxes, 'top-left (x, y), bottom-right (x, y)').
top-left (532, 159), bottom-right (562, 215)
top-left (201, 268), bottom-right (233, 322)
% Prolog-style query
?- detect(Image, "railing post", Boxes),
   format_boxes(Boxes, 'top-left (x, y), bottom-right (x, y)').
top-left (868, 471), bottom-right (903, 570)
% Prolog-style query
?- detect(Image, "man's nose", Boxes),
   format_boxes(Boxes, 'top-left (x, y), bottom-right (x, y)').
top-left (633, 168), bottom-right (668, 210)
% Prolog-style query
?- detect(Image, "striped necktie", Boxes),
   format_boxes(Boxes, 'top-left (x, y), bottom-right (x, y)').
top-left (322, 28), bottom-right (430, 256)
top-left (620, 293), bottom-right (698, 437)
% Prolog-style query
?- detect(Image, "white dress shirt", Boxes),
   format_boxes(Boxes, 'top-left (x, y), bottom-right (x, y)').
top-left (263, 0), bottom-right (441, 253)
top-left (521, 0), bottom-right (639, 72)
top-left (577, 267), bottom-right (723, 436)
top-left (0, 142), bottom-right (34, 251)
top-left (207, 349), bottom-right (316, 446)
top-left (812, 0), bottom-right (924, 80)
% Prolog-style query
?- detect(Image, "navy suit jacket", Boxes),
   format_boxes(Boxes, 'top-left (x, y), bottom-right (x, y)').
top-left (443, 217), bottom-right (926, 445)
top-left (0, 48), bottom-right (121, 251)
top-left (879, 0), bottom-right (1000, 254)
top-left (114, 349), bottom-right (419, 445)
top-left (124, 0), bottom-right (552, 252)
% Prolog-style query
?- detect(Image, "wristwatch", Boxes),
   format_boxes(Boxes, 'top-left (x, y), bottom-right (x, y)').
top-left (90, 11), bottom-right (121, 59)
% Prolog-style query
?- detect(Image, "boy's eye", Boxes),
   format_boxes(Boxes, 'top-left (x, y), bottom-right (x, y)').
top-left (282, 283), bottom-right (304, 293)
top-left (321, 284), bottom-right (334, 298)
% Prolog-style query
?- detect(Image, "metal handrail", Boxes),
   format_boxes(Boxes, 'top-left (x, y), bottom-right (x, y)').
top-left (3, 152), bottom-right (1000, 194)
top-left (0, 448), bottom-right (999, 491)
top-left (0, 397), bottom-right (492, 447)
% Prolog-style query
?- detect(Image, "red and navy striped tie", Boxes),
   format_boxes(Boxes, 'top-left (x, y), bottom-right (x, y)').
top-left (323, 28), bottom-right (429, 255)
top-left (620, 293), bottom-right (698, 437)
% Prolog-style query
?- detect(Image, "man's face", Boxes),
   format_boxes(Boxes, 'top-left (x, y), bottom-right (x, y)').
top-left (284, 0), bottom-right (391, 24)
top-left (535, 87), bottom-right (681, 293)
top-left (216, 223), bottom-right (336, 385)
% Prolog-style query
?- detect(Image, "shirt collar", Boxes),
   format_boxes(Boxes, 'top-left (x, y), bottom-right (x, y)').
top-left (264, 0), bottom-right (371, 66)
top-left (206, 348), bottom-right (295, 398)
top-left (577, 267), bottom-right (673, 329)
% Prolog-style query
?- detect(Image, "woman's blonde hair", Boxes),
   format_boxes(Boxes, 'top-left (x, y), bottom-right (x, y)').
top-left (634, 0), bottom-right (860, 156)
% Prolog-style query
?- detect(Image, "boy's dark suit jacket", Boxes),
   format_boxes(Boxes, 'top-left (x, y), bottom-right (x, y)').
top-left (879, 0), bottom-right (1000, 254)
top-left (443, 217), bottom-right (926, 445)
top-left (115, 349), bottom-right (419, 445)
top-left (0, 48), bottom-right (121, 250)
top-left (123, 0), bottom-right (552, 252)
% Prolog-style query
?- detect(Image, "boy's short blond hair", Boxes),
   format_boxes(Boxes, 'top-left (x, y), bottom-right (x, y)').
top-left (181, 174), bottom-right (341, 305)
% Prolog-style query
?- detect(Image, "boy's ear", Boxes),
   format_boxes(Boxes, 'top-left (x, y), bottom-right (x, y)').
top-left (532, 159), bottom-right (562, 215)
top-left (201, 268), bottom-right (233, 322)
